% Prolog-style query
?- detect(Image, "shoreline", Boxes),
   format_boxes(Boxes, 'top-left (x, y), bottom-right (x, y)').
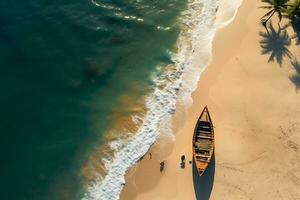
top-left (85, 1), bottom-right (242, 199)
top-left (121, 0), bottom-right (300, 199)
top-left (120, 0), bottom-right (247, 199)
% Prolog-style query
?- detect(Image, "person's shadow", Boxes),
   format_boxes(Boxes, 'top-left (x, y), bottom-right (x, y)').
top-left (192, 154), bottom-right (215, 200)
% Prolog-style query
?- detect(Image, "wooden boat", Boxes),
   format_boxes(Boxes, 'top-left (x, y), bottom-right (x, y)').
top-left (193, 106), bottom-right (214, 176)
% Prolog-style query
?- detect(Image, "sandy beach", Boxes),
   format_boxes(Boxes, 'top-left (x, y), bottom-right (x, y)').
top-left (120, 0), bottom-right (300, 199)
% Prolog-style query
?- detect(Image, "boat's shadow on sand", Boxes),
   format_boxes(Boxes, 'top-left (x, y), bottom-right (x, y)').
top-left (192, 154), bottom-right (215, 200)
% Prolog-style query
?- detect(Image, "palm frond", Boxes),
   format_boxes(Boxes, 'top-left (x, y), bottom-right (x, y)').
top-left (261, 9), bottom-right (275, 19)
top-left (260, 0), bottom-right (289, 23)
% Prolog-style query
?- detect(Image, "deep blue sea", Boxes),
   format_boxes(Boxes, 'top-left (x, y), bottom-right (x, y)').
top-left (0, 0), bottom-right (187, 199)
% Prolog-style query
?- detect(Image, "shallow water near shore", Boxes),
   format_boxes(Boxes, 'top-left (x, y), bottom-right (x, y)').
top-left (0, 0), bottom-right (185, 199)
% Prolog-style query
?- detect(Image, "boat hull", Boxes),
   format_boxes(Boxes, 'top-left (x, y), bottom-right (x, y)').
top-left (192, 106), bottom-right (214, 176)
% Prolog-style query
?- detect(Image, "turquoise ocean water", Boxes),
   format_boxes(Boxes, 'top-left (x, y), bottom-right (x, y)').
top-left (0, 0), bottom-right (187, 199)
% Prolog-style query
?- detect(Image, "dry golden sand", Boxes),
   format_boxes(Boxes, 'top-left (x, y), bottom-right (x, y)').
top-left (121, 0), bottom-right (300, 199)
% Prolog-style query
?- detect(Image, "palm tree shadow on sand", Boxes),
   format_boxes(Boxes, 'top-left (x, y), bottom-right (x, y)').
top-left (193, 154), bottom-right (215, 200)
top-left (290, 59), bottom-right (300, 91)
top-left (291, 19), bottom-right (300, 46)
top-left (259, 22), bottom-right (292, 66)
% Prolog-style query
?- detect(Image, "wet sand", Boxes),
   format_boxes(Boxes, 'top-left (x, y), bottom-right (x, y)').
top-left (121, 0), bottom-right (300, 199)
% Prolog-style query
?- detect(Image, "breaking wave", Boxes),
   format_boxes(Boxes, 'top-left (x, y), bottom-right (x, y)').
top-left (83, 0), bottom-right (243, 199)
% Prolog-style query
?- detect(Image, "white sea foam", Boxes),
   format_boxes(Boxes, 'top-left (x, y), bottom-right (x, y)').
top-left (91, 0), bottom-right (121, 11)
top-left (83, 0), bottom-right (243, 200)
top-left (157, 26), bottom-right (171, 31)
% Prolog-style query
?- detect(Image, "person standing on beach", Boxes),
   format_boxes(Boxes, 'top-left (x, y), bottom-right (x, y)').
top-left (160, 161), bottom-right (165, 172)
top-left (180, 155), bottom-right (186, 169)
